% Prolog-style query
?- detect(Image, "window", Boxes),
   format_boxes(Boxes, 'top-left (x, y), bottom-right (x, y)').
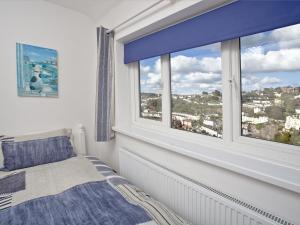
top-left (139, 56), bottom-right (162, 121)
top-left (134, 22), bottom-right (300, 153)
top-left (170, 43), bottom-right (222, 138)
top-left (240, 23), bottom-right (300, 146)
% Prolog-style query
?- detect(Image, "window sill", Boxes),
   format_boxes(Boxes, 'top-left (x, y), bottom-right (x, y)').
top-left (113, 125), bottom-right (300, 194)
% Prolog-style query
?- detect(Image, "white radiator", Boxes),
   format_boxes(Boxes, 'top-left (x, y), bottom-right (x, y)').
top-left (119, 148), bottom-right (294, 225)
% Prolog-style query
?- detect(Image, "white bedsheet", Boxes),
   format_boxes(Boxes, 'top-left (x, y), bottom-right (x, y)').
top-left (12, 155), bottom-right (105, 206)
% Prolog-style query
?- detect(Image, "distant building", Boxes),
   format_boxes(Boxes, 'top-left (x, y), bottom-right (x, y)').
top-left (242, 115), bottom-right (268, 124)
top-left (285, 116), bottom-right (300, 130)
top-left (182, 120), bottom-right (192, 129)
top-left (274, 92), bottom-right (281, 98)
top-left (203, 120), bottom-right (214, 127)
top-left (200, 126), bottom-right (222, 138)
top-left (141, 111), bottom-right (161, 119)
top-left (294, 95), bottom-right (300, 99)
top-left (172, 113), bottom-right (200, 121)
top-left (183, 99), bottom-right (191, 103)
top-left (207, 102), bottom-right (222, 106)
top-left (281, 87), bottom-right (300, 94)
top-left (274, 99), bottom-right (282, 106)
top-left (254, 107), bottom-right (261, 114)
top-left (241, 123), bottom-right (249, 135)
top-left (242, 128), bottom-right (249, 135)
top-left (252, 100), bottom-right (271, 108)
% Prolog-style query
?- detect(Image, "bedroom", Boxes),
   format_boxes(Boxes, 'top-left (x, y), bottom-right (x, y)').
top-left (0, 0), bottom-right (299, 224)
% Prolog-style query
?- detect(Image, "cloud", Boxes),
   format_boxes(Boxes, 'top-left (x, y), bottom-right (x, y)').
top-left (169, 54), bottom-right (222, 94)
top-left (241, 47), bottom-right (300, 73)
top-left (270, 24), bottom-right (300, 42)
top-left (147, 72), bottom-right (161, 85)
top-left (172, 81), bottom-right (222, 94)
top-left (241, 23), bottom-right (300, 50)
top-left (140, 54), bottom-right (223, 94)
top-left (140, 65), bottom-right (150, 74)
top-left (260, 76), bottom-right (281, 85)
top-left (154, 58), bottom-right (161, 73)
top-left (171, 55), bottom-right (221, 74)
top-left (240, 32), bottom-right (267, 49)
top-left (172, 73), bottom-right (181, 82)
top-left (271, 23), bottom-right (300, 49)
top-left (171, 71), bottom-right (222, 94)
top-left (185, 72), bottom-right (221, 83)
top-left (139, 58), bottom-right (162, 93)
top-left (242, 75), bottom-right (282, 91)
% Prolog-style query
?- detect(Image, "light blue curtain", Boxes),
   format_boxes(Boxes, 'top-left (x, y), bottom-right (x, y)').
top-left (95, 26), bottom-right (115, 142)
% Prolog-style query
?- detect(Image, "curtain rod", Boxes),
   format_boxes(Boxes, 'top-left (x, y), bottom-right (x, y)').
top-left (106, 0), bottom-right (168, 34)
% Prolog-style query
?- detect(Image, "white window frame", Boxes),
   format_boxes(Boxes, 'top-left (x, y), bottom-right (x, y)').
top-left (230, 38), bottom-right (300, 157)
top-left (130, 38), bottom-right (300, 160)
top-left (131, 47), bottom-right (226, 149)
top-left (131, 57), bottom-right (167, 127)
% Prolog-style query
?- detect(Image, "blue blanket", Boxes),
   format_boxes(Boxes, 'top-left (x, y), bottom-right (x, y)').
top-left (0, 181), bottom-right (151, 225)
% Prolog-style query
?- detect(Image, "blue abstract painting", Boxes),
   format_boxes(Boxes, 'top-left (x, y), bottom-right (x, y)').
top-left (16, 43), bottom-right (58, 97)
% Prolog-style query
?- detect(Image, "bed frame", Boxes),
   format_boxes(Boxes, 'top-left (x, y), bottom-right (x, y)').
top-left (72, 124), bottom-right (87, 155)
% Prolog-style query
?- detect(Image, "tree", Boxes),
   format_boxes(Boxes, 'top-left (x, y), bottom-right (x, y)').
top-left (172, 119), bottom-right (182, 129)
top-left (282, 94), bottom-right (295, 115)
top-left (212, 90), bottom-right (221, 97)
top-left (255, 124), bottom-right (264, 130)
top-left (147, 98), bottom-right (161, 112)
top-left (242, 107), bottom-right (255, 117)
top-left (274, 132), bottom-right (291, 144)
top-left (265, 106), bottom-right (284, 120)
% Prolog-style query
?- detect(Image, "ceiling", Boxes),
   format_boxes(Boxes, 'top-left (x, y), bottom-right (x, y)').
top-left (43, 0), bottom-right (155, 22)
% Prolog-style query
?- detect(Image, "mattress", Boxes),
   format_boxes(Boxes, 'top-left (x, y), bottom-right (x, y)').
top-left (0, 155), bottom-right (191, 225)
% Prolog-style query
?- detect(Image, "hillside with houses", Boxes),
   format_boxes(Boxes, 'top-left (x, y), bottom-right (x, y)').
top-left (140, 86), bottom-right (300, 145)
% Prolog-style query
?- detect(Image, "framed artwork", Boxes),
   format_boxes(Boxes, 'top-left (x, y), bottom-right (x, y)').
top-left (16, 43), bottom-right (58, 97)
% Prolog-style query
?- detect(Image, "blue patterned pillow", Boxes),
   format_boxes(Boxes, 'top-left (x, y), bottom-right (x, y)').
top-left (2, 136), bottom-right (75, 171)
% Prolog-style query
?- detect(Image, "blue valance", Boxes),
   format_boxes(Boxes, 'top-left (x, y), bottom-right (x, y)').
top-left (124, 0), bottom-right (300, 64)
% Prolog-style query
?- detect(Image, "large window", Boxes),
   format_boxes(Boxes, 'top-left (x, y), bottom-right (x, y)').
top-left (170, 43), bottom-right (222, 138)
top-left (134, 22), bottom-right (300, 152)
top-left (240, 23), bottom-right (300, 146)
top-left (139, 56), bottom-right (162, 121)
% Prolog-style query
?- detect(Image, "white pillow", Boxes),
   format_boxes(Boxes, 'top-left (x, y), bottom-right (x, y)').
top-left (13, 128), bottom-right (72, 142)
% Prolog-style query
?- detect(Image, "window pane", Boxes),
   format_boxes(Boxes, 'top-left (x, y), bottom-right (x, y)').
top-left (139, 56), bottom-right (162, 121)
top-left (170, 43), bottom-right (222, 138)
top-left (241, 23), bottom-right (300, 146)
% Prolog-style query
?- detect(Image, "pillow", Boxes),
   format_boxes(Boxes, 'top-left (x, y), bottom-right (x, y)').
top-left (0, 129), bottom-right (76, 169)
top-left (0, 171), bottom-right (26, 194)
top-left (2, 136), bottom-right (74, 171)
top-left (0, 136), bottom-right (14, 169)
top-left (15, 128), bottom-right (77, 153)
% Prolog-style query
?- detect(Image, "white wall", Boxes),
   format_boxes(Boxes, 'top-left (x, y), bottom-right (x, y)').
top-left (0, 0), bottom-right (99, 155)
top-left (98, 0), bottom-right (300, 224)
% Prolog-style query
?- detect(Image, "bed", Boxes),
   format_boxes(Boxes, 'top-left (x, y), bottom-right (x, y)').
top-left (0, 128), bottom-right (191, 225)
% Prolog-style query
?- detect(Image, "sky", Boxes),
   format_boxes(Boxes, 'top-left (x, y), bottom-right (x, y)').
top-left (22, 44), bottom-right (57, 62)
top-left (140, 23), bottom-right (300, 95)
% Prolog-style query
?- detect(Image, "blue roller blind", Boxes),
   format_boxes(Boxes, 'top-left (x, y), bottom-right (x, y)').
top-left (124, 0), bottom-right (300, 64)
